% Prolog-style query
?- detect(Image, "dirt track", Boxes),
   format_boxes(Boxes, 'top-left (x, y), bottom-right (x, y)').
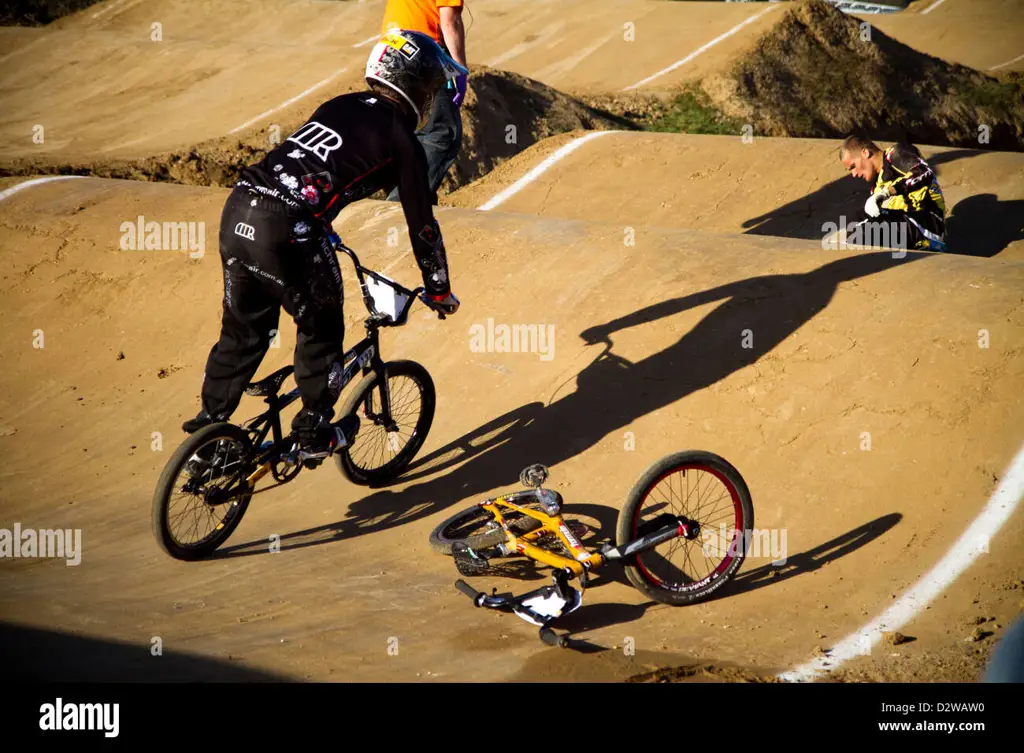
top-left (2, 0), bottom-right (1021, 165)
top-left (1, 0), bottom-right (1023, 683)
top-left (1, 176), bottom-right (1022, 681)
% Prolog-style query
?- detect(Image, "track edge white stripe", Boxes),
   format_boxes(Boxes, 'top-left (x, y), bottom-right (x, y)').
top-left (0, 175), bottom-right (87, 202)
top-left (476, 131), bottom-right (613, 211)
top-left (777, 439), bottom-right (1024, 682)
top-left (228, 67), bottom-right (348, 135)
top-left (921, 0), bottom-right (950, 15)
top-left (621, 5), bottom-right (778, 92)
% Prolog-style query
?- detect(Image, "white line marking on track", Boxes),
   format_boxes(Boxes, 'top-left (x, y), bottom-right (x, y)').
top-left (990, 53), bottom-right (1024, 71)
top-left (777, 439), bottom-right (1024, 682)
top-left (92, 0), bottom-right (126, 19)
top-left (476, 131), bottom-right (613, 211)
top-left (352, 34), bottom-right (380, 48)
top-left (228, 68), bottom-right (348, 135)
top-left (921, 0), bottom-right (950, 15)
top-left (621, 5), bottom-right (779, 91)
top-left (0, 176), bottom-right (86, 203)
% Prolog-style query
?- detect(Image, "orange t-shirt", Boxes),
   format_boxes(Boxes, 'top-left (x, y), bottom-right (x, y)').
top-left (380, 0), bottom-right (463, 42)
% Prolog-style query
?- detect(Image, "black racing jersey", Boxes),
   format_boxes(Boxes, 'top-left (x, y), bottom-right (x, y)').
top-left (236, 91), bottom-right (451, 298)
top-left (875, 143), bottom-right (947, 233)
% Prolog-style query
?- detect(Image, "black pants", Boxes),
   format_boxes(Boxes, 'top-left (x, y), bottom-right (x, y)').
top-left (198, 186), bottom-right (346, 425)
top-left (900, 210), bottom-right (947, 252)
top-left (388, 84), bottom-right (462, 203)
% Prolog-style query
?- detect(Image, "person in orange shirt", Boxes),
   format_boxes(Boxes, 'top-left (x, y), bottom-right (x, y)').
top-left (381, 1), bottom-right (468, 204)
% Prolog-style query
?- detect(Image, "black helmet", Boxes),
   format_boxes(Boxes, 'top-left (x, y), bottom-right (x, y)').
top-left (365, 29), bottom-right (467, 128)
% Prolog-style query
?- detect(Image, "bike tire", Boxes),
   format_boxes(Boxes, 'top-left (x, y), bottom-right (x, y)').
top-left (428, 503), bottom-right (544, 555)
top-left (334, 359), bottom-right (435, 486)
top-left (152, 422), bottom-right (255, 561)
top-left (616, 450), bottom-right (753, 606)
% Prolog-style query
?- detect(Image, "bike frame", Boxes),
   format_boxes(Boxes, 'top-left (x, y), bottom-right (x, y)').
top-left (455, 488), bottom-right (697, 646)
top-left (475, 489), bottom-right (696, 580)
top-left (235, 231), bottom-right (431, 488)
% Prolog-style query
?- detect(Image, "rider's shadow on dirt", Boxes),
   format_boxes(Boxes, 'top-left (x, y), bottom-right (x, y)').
top-left (216, 250), bottom-right (926, 557)
top-left (741, 148), bottom-right (984, 244)
top-left (945, 194), bottom-right (1024, 257)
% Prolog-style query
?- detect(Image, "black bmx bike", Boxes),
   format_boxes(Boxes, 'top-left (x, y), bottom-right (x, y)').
top-left (152, 231), bottom-right (445, 561)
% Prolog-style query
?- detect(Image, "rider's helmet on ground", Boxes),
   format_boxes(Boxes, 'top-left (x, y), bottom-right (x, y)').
top-left (365, 29), bottom-right (468, 129)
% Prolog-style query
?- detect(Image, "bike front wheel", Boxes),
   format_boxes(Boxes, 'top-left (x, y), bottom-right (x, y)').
top-left (616, 451), bottom-right (754, 605)
top-left (152, 422), bottom-right (256, 561)
top-left (334, 359), bottom-right (435, 486)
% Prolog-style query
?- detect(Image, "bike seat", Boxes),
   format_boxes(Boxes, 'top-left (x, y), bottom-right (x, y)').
top-left (244, 365), bottom-right (294, 397)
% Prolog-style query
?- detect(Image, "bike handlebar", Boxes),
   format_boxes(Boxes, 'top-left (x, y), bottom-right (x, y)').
top-left (455, 579), bottom-right (570, 647)
top-left (455, 579), bottom-right (481, 601)
top-left (325, 228), bottom-right (450, 322)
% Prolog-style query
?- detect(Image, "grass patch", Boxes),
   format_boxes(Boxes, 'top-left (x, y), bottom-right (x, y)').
top-left (957, 77), bottom-right (1024, 116)
top-left (645, 86), bottom-right (744, 136)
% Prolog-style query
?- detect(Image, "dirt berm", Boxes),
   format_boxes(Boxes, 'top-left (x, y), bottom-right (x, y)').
top-left (0, 67), bottom-right (631, 197)
top-left (698, 0), bottom-right (1024, 151)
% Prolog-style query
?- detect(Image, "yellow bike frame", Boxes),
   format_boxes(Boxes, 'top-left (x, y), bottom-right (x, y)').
top-left (478, 494), bottom-right (606, 577)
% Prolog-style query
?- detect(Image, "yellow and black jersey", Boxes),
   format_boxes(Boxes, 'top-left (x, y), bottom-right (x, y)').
top-left (875, 143), bottom-right (946, 222)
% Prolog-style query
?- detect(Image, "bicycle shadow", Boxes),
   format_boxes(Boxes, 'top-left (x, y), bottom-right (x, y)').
top-left (945, 194), bottom-right (1024, 258)
top-left (528, 513), bottom-right (903, 648)
top-left (214, 251), bottom-right (926, 559)
top-left (715, 513), bottom-right (903, 600)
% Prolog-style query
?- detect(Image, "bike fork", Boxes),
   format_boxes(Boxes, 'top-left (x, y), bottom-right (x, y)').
top-left (600, 514), bottom-right (700, 562)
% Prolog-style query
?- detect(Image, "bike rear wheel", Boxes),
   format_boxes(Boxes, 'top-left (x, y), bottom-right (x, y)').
top-left (152, 422), bottom-right (256, 561)
top-left (334, 359), bottom-right (435, 486)
top-left (616, 451), bottom-right (753, 605)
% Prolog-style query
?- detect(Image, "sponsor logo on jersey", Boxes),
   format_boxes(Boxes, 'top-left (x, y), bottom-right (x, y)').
top-left (234, 222), bottom-right (255, 241)
top-left (286, 121), bottom-right (343, 161)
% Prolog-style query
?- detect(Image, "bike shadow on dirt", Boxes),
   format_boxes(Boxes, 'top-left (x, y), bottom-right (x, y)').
top-left (214, 250), bottom-right (926, 559)
top-left (703, 512), bottom-right (903, 602)
top-left (487, 513), bottom-right (904, 650)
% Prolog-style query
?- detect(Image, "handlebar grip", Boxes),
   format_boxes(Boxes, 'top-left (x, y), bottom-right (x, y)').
top-left (455, 579), bottom-right (480, 601)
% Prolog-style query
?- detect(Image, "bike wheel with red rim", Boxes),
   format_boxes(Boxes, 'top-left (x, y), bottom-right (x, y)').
top-left (615, 450), bottom-right (753, 605)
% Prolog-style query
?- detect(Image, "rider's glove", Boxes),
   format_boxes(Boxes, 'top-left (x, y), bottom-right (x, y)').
top-left (452, 74), bottom-right (468, 107)
top-left (864, 188), bottom-right (890, 218)
top-left (428, 291), bottom-right (460, 315)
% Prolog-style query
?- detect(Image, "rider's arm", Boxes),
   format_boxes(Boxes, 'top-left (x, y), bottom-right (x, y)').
top-left (391, 112), bottom-right (452, 300)
top-left (439, 4), bottom-right (467, 68)
top-left (882, 143), bottom-right (934, 197)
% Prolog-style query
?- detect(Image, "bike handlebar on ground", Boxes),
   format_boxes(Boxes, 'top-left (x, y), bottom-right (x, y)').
top-left (454, 579), bottom-right (570, 647)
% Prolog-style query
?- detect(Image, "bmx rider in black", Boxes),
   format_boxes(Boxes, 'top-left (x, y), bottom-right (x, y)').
top-left (182, 29), bottom-right (467, 460)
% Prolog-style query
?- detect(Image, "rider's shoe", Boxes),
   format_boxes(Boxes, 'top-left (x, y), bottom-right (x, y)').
top-left (182, 409), bottom-right (222, 433)
top-left (295, 413), bottom-right (360, 465)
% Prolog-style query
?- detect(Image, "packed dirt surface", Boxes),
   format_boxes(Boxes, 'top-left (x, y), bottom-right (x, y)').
top-left (2, 0), bottom-right (1021, 181)
top-left (1, 0), bottom-right (1023, 686)
top-left (1, 177), bottom-right (1022, 683)
top-left (448, 131), bottom-right (1024, 260)
top-left (869, 0), bottom-right (1024, 74)
top-left (0, 66), bottom-right (630, 198)
top-left (698, 0), bottom-right (1024, 151)
top-left (0, 0), bottom-right (775, 167)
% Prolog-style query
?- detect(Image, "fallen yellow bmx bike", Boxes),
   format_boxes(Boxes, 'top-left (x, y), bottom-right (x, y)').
top-left (428, 452), bottom-right (754, 646)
